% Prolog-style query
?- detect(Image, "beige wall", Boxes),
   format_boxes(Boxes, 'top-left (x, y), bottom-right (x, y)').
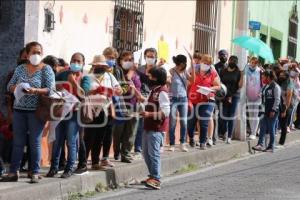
top-left (34, 1), bottom-right (115, 72)
top-left (25, 0), bottom-right (233, 71)
top-left (143, 1), bottom-right (196, 69)
top-left (218, 0), bottom-right (233, 55)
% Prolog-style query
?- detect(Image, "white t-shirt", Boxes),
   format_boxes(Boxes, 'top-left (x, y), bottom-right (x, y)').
top-left (88, 72), bottom-right (120, 90)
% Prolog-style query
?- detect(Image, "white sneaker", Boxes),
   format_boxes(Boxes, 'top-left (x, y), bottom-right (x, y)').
top-left (249, 135), bottom-right (256, 140)
top-left (207, 139), bottom-right (213, 147)
top-left (168, 145), bottom-right (175, 152)
top-left (180, 144), bottom-right (189, 152)
top-left (226, 138), bottom-right (232, 144)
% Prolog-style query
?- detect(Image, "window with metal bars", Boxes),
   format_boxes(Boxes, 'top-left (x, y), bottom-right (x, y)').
top-left (112, 0), bottom-right (144, 53)
top-left (288, 5), bottom-right (298, 59)
top-left (193, 0), bottom-right (218, 56)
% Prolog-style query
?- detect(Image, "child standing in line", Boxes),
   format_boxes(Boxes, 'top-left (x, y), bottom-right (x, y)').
top-left (140, 67), bottom-right (170, 190)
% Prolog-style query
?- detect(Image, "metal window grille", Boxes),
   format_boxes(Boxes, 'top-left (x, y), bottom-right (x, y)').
top-left (193, 0), bottom-right (218, 55)
top-left (113, 0), bottom-right (144, 53)
top-left (288, 5), bottom-right (298, 59)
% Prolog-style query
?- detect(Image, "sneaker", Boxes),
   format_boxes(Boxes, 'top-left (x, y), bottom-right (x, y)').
top-left (30, 174), bottom-right (40, 184)
top-left (133, 152), bottom-right (142, 160)
top-left (46, 169), bottom-right (58, 177)
top-left (180, 143), bottom-right (189, 152)
top-left (199, 143), bottom-right (207, 150)
top-left (189, 140), bottom-right (195, 148)
top-left (287, 127), bottom-right (291, 133)
top-left (61, 170), bottom-right (73, 178)
top-left (249, 135), bottom-right (256, 140)
top-left (0, 173), bottom-right (19, 182)
top-left (207, 138), bottom-right (213, 147)
top-left (168, 145), bottom-right (175, 152)
top-left (141, 177), bottom-right (151, 184)
top-left (100, 159), bottom-right (115, 167)
top-left (226, 138), bottom-right (232, 144)
top-left (196, 141), bottom-right (200, 146)
top-left (145, 178), bottom-right (161, 190)
top-left (74, 166), bottom-right (88, 175)
top-left (263, 147), bottom-right (274, 153)
top-left (121, 156), bottom-right (132, 163)
top-left (91, 164), bottom-right (103, 170)
top-left (252, 144), bottom-right (264, 151)
top-left (114, 154), bottom-right (120, 161)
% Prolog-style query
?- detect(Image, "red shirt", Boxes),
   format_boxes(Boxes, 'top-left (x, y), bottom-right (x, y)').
top-left (189, 69), bottom-right (218, 104)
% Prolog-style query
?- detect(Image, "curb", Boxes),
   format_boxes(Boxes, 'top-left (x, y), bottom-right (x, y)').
top-left (1, 132), bottom-right (299, 200)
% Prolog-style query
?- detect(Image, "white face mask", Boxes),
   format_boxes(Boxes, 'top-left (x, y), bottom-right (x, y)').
top-left (29, 54), bottom-right (42, 66)
top-left (145, 57), bottom-right (156, 66)
top-left (122, 61), bottom-right (134, 70)
top-left (201, 63), bottom-right (210, 72)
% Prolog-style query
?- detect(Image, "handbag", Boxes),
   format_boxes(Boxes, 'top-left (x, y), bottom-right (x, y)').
top-left (35, 66), bottom-right (65, 121)
top-left (35, 90), bottom-right (65, 121)
top-left (81, 74), bottom-right (106, 123)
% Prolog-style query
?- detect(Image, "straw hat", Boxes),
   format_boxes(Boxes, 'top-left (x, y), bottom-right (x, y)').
top-left (89, 55), bottom-right (108, 66)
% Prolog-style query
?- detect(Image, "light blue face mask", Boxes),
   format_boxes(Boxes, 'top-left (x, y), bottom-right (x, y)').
top-left (106, 59), bottom-right (116, 68)
top-left (70, 63), bottom-right (82, 72)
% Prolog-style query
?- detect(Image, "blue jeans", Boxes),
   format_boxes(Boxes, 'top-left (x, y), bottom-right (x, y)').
top-left (169, 97), bottom-right (188, 145)
top-left (220, 96), bottom-right (240, 139)
top-left (51, 112), bottom-right (80, 171)
top-left (188, 104), bottom-right (197, 142)
top-left (258, 113), bottom-right (279, 149)
top-left (10, 110), bottom-right (45, 174)
top-left (134, 118), bottom-right (144, 153)
top-left (142, 131), bottom-right (163, 180)
top-left (196, 103), bottom-right (215, 144)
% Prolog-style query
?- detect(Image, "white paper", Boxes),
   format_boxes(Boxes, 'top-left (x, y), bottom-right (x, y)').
top-left (196, 86), bottom-right (214, 96)
top-left (14, 83), bottom-right (31, 103)
top-left (48, 90), bottom-right (80, 143)
top-left (133, 50), bottom-right (143, 64)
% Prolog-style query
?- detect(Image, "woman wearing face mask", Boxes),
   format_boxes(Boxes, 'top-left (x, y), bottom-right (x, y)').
top-left (188, 54), bottom-right (221, 150)
top-left (83, 55), bottom-right (122, 170)
top-left (286, 64), bottom-right (300, 132)
top-left (3, 42), bottom-right (55, 183)
top-left (245, 57), bottom-right (262, 140)
top-left (168, 55), bottom-right (190, 152)
top-left (219, 56), bottom-right (243, 144)
top-left (46, 52), bottom-right (88, 178)
top-left (252, 70), bottom-right (281, 152)
top-left (277, 70), bottom-right (294, 145)
top-left (112, 51), bottom-right (143, 163)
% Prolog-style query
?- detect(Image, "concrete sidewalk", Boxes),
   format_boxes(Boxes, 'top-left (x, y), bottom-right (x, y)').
top-left (1, 131), bottom-right (300, 200)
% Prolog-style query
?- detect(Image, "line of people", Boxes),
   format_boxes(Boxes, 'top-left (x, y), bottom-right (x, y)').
top-left (0, 41), bottom-right (298, 190)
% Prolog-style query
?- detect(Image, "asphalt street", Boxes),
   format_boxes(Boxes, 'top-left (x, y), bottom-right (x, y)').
top-left (93, 142), bottom-right (300, 200)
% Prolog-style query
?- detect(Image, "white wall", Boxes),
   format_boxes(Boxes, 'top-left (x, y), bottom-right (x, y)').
top-left (218, 0), bottom-right (233, 55)
top-left (142, 1), bottom-right (196, 69)
top-left (35, 0), bottom-right (115, 71)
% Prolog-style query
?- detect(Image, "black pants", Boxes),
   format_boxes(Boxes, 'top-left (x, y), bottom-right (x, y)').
top-left (77, 128), bottom-right (87, 167)
top-left (84, 111), bottom-right (113, 165)
top-left (112, 117), bottom-right (137, 158)
top-left (279, 107), bottom-right (293, 145)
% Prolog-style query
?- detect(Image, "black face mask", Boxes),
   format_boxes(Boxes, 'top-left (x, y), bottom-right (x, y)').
top-left (94, 67), bottom-right (106, 74)
top-left (220, 57), bottom-right (227, 64)
top-left (228, 62), bottom-right (237, 69)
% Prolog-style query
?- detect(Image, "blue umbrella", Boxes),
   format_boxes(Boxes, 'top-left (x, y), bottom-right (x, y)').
top-left (233, 36), bottom-right (275, 63)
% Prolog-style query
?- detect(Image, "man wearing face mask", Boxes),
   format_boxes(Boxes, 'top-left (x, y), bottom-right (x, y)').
top-left (245, 57), bottom-right (262, 140)
top-left (134, 48), bottom-right (158, 154)
top-left (112, 51), bottom-right (143, 162)
top-left (214, 49), bottom-right (228, 76)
